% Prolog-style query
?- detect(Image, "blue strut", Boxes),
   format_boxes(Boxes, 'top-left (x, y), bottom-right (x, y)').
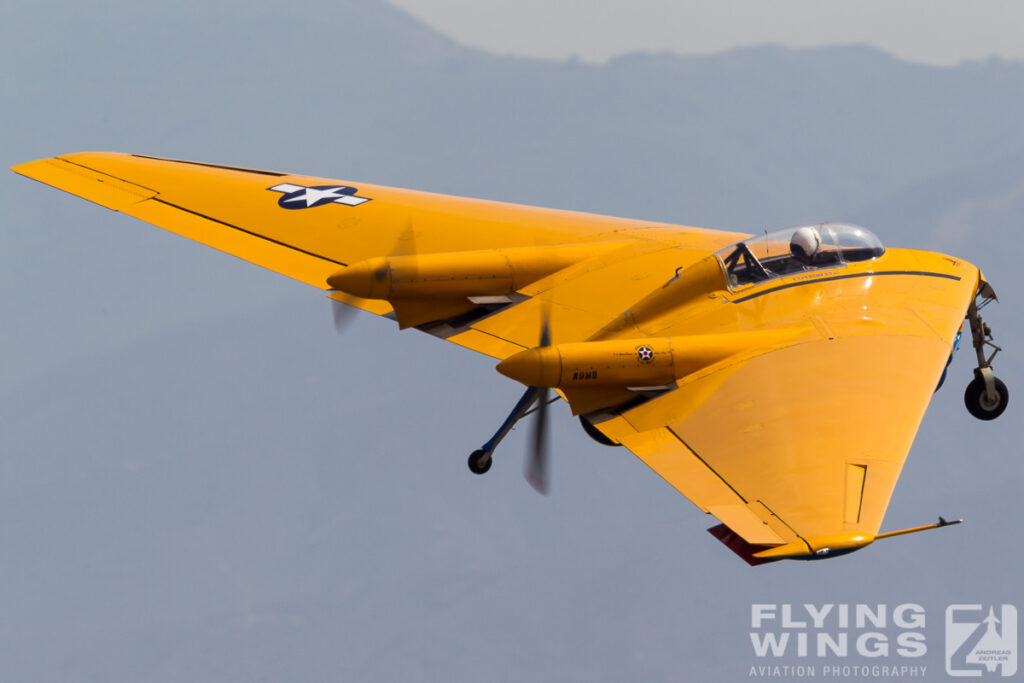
top-left (480, 386), bottom-right (540, 456)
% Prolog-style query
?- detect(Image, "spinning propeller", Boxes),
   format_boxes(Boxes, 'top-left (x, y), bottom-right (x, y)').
top-left (469, 305), bottom-right (558, 494)
top-left (326, 221), bottom-right (418, 335)
top-left (328, 220), bottom-right (557, 494)
top-left (330, 298), bottom-right (358, 334)
top-left (524, 317), bottom-right (552, 495)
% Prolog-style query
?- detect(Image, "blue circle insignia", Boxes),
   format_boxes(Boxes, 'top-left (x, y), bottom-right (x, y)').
top-left (268, 183), bottom-right (372, 209)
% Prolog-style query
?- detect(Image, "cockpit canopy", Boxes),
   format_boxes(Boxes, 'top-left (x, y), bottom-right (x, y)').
top-left (715, 223), bottom-right (885, 288)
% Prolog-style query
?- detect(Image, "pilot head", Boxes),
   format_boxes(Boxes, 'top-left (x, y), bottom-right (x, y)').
top-left (790, 226), bottom-right (822, 265)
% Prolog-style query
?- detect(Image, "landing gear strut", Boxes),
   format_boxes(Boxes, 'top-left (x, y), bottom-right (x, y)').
top-left (964, 289), bottom-right (1007, 420)
top-left (467, 386), bottom-right (560, 476)
top-left (467, 386), bottom-right (539, 475)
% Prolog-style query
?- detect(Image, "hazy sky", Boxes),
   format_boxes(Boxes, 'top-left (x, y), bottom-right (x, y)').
top-left (389, 0), bottom-right (1024, 65)
top-left (4, 2), bottom-right (1022, 680)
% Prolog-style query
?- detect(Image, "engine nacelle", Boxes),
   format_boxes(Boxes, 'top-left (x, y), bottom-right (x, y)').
top-left (326, 242), bottom-right (629, 328)
top-left (327, 242), bottom-right (627, 300)
top-left (496, 328), bottom-right (807, 413)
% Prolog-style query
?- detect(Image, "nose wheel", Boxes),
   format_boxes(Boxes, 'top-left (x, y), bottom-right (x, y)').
top-left (964, 372), bottom-right (1008, 421)
top-left (964, 287), bottom-right (1007, 421)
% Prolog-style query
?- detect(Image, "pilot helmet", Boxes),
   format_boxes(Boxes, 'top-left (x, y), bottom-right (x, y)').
top-left (790, 226), bottom-right (822, 262)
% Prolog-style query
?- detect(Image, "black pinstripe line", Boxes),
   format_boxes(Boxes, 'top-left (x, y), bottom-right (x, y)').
top-left (731, 270), bottom-right (961, 303)
top-left (151, 198), bottom-right (348, 267)
top-left (667, 427), bottom-right (749, 503)
top-left (131, 154), bottom-right (287, 177)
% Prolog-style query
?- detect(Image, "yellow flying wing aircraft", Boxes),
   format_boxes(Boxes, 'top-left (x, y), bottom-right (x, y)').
top-left (11, 152), bottom-right (1007, 565)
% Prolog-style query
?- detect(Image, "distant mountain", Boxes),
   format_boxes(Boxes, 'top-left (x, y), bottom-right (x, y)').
top-left (6, 2), bottom-right (1024, 232)
top-left (850, 149), bottom-right (1024, 358)
top-left (853, 149), bottom-right (1024, 254)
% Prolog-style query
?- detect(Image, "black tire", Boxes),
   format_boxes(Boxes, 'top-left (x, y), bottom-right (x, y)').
top-left (468, 449), bottom-right (492, 475)
top-left (964, 376), bottom-right (1009, 421)
top-left (579, 415), bottom-right (620, 447)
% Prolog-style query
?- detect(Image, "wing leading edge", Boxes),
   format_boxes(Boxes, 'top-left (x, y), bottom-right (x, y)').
top-left (11, 152), bottom-right (734, 359)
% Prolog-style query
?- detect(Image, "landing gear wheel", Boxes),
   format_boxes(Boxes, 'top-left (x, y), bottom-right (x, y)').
top-left (468, 449), bottom-right (492, 475)
top-left (579, 415), bottom-right (620, 447)
top-left (964, 376), bottom-right (1008, 421)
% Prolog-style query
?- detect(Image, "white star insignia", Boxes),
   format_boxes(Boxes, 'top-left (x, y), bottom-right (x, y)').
top-left (268, 183), bottom-right (372, 208)
top-left (283, 186), bottom-right (351, 207)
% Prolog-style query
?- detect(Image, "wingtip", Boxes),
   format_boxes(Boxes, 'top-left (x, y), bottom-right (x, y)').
top-left (7, 154), bottom-right (158, 210)
top-left (9, 157), bottom-right (56, 181)
top-left (10, 152), bottom-right (126, 177)
top-left (9, 158), bottom-right (43, 176)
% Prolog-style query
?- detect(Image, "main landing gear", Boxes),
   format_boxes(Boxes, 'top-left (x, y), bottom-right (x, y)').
top-left (467, 449), bottom-right (493, 475)
top-left (467, 386), bottom-right (559, 476)
top-left (467, 386), bottom-right (539, 475)
top-left (964, 289), bottom-right (1008, 421)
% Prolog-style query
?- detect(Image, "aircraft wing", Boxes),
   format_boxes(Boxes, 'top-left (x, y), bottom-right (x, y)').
top-left (594, 262), bottom-right (979, 563)
top-left (12, 152), bottom-right (988, 563)
top-left (11, 152), bottom-right (737, 359)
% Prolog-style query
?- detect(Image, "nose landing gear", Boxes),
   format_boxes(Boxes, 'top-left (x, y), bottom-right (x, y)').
top-left (964, 373), bottom-right (1008, 420)
top-left (964, 287), bottom-right (1007, 420)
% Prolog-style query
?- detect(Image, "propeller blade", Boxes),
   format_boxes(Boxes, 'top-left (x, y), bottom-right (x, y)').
top-left (391, 219), bottom-right (418, 257)
top-left (525, 384), bottom-right (550, 495)
top-left (525, 308), bottom-right (552, 494)
top-left (326, 219), bottom-right (415, 335)
top-left (330, 297), bottom-right (357, 334)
